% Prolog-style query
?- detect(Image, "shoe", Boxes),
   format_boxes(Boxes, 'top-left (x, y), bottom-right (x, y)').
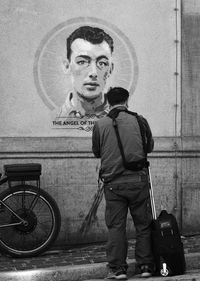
top-left (106, 269), bottom-right (127, 280)
top-left (140, 265), bottom-right (152, 278)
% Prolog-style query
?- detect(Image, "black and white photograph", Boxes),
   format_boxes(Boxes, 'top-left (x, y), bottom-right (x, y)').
top-left (0, 0), bottom-right (199, 280)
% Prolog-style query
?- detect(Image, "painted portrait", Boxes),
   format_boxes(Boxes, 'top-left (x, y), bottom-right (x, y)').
top-left (58, 25), bottom-right (113, 119)
top-left (34, 17), bottom-right (138, 131)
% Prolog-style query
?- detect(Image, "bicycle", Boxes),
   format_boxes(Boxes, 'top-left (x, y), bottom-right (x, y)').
top-left (0, 163), bottom-right (61, 258)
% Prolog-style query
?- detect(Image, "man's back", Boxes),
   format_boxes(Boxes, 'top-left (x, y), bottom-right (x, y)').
top-left (92, 107), bottom-right (152, 182)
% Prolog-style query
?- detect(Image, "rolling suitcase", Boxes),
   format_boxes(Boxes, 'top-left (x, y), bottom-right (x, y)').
top-left (148, 166), bottom-right (186, 276)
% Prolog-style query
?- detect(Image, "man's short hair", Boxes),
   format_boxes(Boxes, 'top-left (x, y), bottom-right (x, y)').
top-left (66, 26), bottom-right (114, 60)
top-left (107, 87), bottom-right (129, 106)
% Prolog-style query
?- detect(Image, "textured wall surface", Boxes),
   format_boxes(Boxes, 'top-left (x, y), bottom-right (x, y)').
top-left (181, 0), bottom-right (200, 235)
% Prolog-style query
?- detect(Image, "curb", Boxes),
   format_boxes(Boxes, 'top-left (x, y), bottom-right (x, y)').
top-left (0, 260), bottom-right (135, 281)
top-left (0, 262), bottom-right (109, 281)
top-left (0, 253), bottom-right (200, 281)
top-left (84, 270), bottom-right (200, 281)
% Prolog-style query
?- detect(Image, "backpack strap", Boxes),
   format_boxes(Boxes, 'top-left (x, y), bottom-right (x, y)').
top-left (112, 118), bottom-right (127, 166)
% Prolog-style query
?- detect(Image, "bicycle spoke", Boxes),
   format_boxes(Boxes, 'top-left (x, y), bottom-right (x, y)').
top-left (0, 186), bottom-right (60, 257)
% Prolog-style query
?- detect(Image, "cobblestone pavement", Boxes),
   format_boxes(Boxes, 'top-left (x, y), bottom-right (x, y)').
top-left (0, 235), bottom-right (199, 272)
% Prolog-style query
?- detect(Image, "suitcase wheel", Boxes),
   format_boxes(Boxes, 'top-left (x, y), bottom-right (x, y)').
top-left (160, 263), bottom-right (169, 277)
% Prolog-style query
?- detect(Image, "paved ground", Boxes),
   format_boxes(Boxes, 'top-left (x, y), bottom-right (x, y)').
top-left (0, 235), bottom-right (200, 271)
top-left (0, 235), bottom-right (200, 280)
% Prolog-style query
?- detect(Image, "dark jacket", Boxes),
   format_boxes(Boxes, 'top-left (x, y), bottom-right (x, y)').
top-left (92, 106), bottom-right (154, 182)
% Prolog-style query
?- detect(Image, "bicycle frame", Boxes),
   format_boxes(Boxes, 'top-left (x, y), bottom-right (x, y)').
top-left (0, 199), bottom-right (26, 228)
top-left (0, 175), bottom-right (41, 228)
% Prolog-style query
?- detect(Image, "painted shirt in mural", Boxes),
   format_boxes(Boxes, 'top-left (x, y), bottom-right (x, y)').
top-left (57, 91), bottom-right (109, 119)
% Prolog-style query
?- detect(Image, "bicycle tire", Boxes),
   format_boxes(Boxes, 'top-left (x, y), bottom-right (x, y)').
top-left (0, 185), bottom-right (61, 257)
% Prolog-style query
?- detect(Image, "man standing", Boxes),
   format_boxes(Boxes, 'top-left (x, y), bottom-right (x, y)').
top-left (58, 25), bottom-right (114, 118)
top-left (92, 87), bottom-right (154, 279)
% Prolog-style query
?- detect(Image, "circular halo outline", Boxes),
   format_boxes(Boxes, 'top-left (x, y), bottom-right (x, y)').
top-left (33, 17), bottom-right (139, 110)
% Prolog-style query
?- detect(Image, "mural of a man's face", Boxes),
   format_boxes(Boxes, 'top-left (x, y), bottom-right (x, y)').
top-left (66, 38), bottom-right (113, 100)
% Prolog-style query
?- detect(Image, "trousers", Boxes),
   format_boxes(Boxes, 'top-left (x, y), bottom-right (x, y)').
top-left (104, 174), bottom-right (154, 271)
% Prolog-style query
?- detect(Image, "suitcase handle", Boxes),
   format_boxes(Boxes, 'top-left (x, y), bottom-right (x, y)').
top-left (148, 166), bottom-right (157, 220)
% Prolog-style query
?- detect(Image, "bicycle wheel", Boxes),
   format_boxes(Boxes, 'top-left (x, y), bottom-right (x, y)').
top-left (0, 185), bottom-right (61, 257)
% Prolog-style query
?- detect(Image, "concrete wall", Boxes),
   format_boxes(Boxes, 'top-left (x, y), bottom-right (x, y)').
top-left (181, 0), bottom-right (200, 235)
top-left (0, 0), bottom-right (199, 246)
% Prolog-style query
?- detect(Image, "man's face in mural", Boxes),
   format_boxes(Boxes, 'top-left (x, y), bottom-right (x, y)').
top-left (66, 38), bottom-right (113, 100)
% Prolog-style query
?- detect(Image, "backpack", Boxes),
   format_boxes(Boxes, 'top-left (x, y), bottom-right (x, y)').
top-left (107, 108), bottom-right (149, 171)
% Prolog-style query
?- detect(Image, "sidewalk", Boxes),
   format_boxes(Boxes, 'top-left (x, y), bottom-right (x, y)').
top-left (0, 235), bottom-right (200, 281)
